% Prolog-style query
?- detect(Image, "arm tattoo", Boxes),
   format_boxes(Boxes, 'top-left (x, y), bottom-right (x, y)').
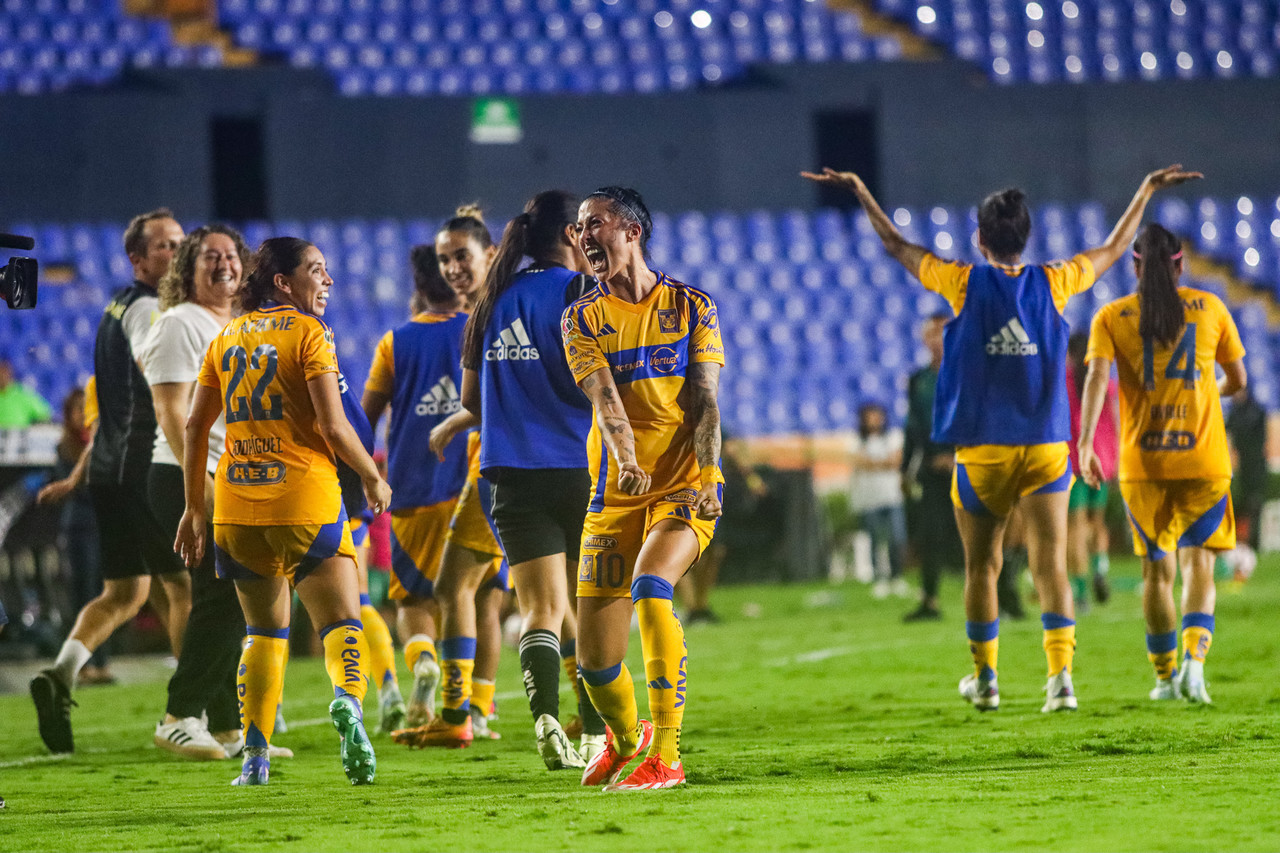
top-left (688, 362), bottom-right (722, 470)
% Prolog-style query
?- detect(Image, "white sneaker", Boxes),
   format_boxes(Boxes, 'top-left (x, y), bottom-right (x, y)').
top-left (1178, 659), bottom-right (1212, 704)
top-left (154, 717), bottom-right (228, 760)
top-left (406, 655), bottom-right (440, 728)
top-left (1041, 669), bottom-right (1078, 712)
top-left (223, 736), bottom-right (295, 759)
top-left (1149, 676), bottom-right (1180, 701)
top-left (580, 732), bottom-right (606, 765)
top-left (958, 673), bottom-right (999, 711)
top-left (534, 714), bottom-right (585, 770)
top-left (274, 704), bottom-right (288, 734)
top-left (470, 705), bottom-right (501, 740)
top-left (378, 687), bottom-right (408, 735)
top-left (890, 578), bottom-right (913, 598)
top-left (871, 580), bottom-right (891, 600)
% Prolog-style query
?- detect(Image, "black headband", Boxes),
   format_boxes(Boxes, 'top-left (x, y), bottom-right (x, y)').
top-left (587, 190), bottom-right (645, 232)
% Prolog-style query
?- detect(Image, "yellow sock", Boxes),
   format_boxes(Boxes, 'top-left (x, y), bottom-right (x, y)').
top-left (320, 620), bottom-right (370, 706)
top-left (633, 576), bottom-right (686, 765)
top-left (440, 636), bottom-right (476, 724)
top-left (581, 661), bottom-right (640, 754)
top-left (471, 679), bottom-right (495, 718)
top-left (1146, 631), bottom-right (1178, 679)
top-left (360, 599), bottom-right (397, 692)
top-left (239, 629), bottom-right (289, 748)
top-left (1041, 614), bottom-right (1076, 676)
top-left (965, 619), bottom-right (999, 680)
top-left (405, 634), bottom-right (436, 673)
top-left (1182, 613), bottom-right (1215, 663)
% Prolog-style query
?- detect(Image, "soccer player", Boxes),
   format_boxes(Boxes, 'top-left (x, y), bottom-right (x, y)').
top-left (458, 189), bottom-right (606, 769)
top-left (174, 237), bottom-right (391, 786)
top-left (1078, 222), bottom-right (1245, 704)
top-left (30, 209), bottom-right (189, 754)
top-left (564, 186), bottom-right (725, 791)
top-left (362, 244), bottom-right (471, 734)
top-left (804, 164), bottom-right (1201, 712)
top-left (1066, 332), bottom-right (1118, 610)
top-left (394, 208), bottom-right (511, 748)
top-left (140, 225), bottom-right (262, 761)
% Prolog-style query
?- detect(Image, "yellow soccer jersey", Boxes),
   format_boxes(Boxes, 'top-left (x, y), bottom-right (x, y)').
top-left (197, 303), bottom-right (343, 525)
top-left (918, 253), bottom-right (1096, 315)
top-left (1087, 287), bottom-right (1245, 482)
top-left (562, 272), bottom-right (725, 512)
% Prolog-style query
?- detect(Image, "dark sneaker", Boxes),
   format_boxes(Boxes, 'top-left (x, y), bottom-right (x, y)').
top-left (30, 669), bottom-right (76, 754)
top-left (903, 604), bottom-right (943, 623)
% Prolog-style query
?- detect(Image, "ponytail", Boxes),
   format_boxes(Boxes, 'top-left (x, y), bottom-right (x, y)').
top-left (1134, 223), bottom-right (1185, 348)
top-left (461, 190), bottom-right (580, 369)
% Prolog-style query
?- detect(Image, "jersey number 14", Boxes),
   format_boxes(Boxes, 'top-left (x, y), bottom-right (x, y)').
top-left (223, 344), bottom-right (284, 423)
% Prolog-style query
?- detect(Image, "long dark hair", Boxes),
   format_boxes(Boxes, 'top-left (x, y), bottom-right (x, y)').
top-left (977, 188), bottom-right (1031, 259)
top-left (409, 244), bottom-right (455, 315)
top-left (239, 237), bottom-right (313, 313)
top-left (1068, 331), bottom-right (1088, 400)
top-left (461, 190), bottom-right (579, 369)
top-left (588, 185), bottom-right (652, 257)
top-left (1134, 223), bottom-right (1185, 348)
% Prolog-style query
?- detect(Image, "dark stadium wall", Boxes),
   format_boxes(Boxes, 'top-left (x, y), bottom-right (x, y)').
top-left (4, 61), bottom-right (1279, 223)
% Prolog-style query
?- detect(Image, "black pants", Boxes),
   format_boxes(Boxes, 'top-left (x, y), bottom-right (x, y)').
top-left (914, 481), bottom-right (963, 600)
top-left (148, 464), bottom-right (245, 732)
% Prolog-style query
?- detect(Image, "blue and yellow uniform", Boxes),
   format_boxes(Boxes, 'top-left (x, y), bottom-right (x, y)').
top-left (366, 312), bottom-right (470, 599)
top-left (446, 431), bottom-right (509, 589)
top-left (919, 253), bottom-right (1097, 517)
top-left (561, 272), bottom-right (725, 599)
top-left (199, 303), bottom-right (356, 581)
top-left (1087, 287), bottom-right (1244, 559)
top-left (337, 369), bottom-right (376, 548)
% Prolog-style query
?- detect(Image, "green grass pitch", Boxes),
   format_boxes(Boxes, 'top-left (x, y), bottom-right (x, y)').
top-left (3, 556), bottom-right (1279, 852)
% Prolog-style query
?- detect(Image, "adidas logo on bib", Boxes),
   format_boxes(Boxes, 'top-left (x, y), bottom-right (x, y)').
top-left (416, 376), bottom-right (462, 416)
top-left (486, 318), bottom-right (540, 361)
top-left (986, 317), bottom-right (1039, 356)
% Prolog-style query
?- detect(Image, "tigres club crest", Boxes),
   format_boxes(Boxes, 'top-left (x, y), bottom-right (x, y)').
top-left (657, 309), bottom-right (679, 333)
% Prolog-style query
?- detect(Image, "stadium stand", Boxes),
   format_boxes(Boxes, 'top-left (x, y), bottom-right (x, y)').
top-left (0, 0), bottom-right (220, 93)
top-left (4, 199), bottom-right (1277, 437)
top-left (217, 0), bottom-right (899, 95)
top-left (873, 0), bottom-right (1280, 84)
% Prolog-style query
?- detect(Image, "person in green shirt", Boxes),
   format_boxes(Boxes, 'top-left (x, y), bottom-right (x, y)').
top-left (0, 358), bottom-right (53, 428)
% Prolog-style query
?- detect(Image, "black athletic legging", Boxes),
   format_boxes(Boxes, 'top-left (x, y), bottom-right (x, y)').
top-left (148, 463), bottom-right (246, 732)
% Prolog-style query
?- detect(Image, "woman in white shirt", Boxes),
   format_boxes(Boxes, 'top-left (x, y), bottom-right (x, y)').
top-left (850, 403), bottom-right (909, 599)
top-left (138, 225), bottom-right (268, 762)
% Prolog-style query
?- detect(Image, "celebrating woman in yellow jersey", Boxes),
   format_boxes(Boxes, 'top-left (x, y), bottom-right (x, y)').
top-left (563, 186), bottom-right (725, 792)
top-left (1079, 223), bottom-right (1246, 704)
top-left (175, 237), bottom-right (392, 786)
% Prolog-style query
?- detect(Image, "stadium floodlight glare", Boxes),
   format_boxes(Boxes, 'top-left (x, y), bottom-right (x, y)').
top-left (993, 56), bottom-right (1012, 75)
top-left (1271, 220), bottom-right (1280, 239)
top-left (1065, 55), bottom-right (1084, 74)
top-left (1028, 30), bottom-right (1045, 48)
top-left (691, 10), bottom-right (712, 29)
top-left (1170, 0), bottom-right (1187, 16)
top-left (893, 208), bottom-right (911, 227)
top-left (1237, 197), bottom-right (1254, 216)
top-left (654, 10), bottom-right (673, 28)
top-left (1201, 222), bottom-right (1218, 241)
top-left (1061, 1), bottom-right (1079, 18)
top-left (1217, 50), bottom-right (1233, 69)
top-left (1245, 248), bottom-right (1260, 267)
top-left (916, 6), bottom-right (937, 25)
top-left (1026, 2), bottom-right (1044, 21)
top-left (1236, 221), bottom-right (1252, 240)
top-left (1177, 51), bottom-right (1194, 70)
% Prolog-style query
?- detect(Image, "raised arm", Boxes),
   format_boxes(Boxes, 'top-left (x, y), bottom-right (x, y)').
top-left (1076, 357), bottom-right (1112, 489)
top-left (579, 367), bottom-right (649, 496)
top-left (1081, 164), bottom-right (1203, 276)
top-left (688, 362), bottom-right (723, 519)
top-left (802, 168), bottom-right (929, 280)
top-left (310, 372), bottom-right (392, 515)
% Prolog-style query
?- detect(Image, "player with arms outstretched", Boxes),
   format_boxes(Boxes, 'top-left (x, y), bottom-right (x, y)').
top-left (175, 237), bottom-right (391, 786)
top-left (1078, 223), bottom-right (1245, 703)
top-left (804, 164), bottom-right (1201, 712)
top-left (564, 186), bottom-right (725, 792)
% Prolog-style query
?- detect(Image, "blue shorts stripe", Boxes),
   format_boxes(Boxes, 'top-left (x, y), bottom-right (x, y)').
top-left (631, 574), bottom-right (675, 602)
top-left (350, 520), bottom-right (370, 548)
top-left (390, 532), bottom-right (435, 599)
top-left (247, 625), bottom-right (290, 639)
top-left (588, 445), bottom-right (609, 513)
top-left (296, 504), bottom-right (349, 583)
top-left (955, 463), bottom-right (992, 517)
top-left (213, 542), bottom-right (257, 581)
top-left (1032, 460), bottom-right (1073, 495)
top-left (1123, 502), bottom-right (1166, 561)
top-left (581, 662), bottom-right (622, 687)
top-left (1178, 494), bottom-right (1229, 549)
top-left (1146, 631), bottom-right (1177, 654)
top-left (965, 619), bottom-right (999, 642)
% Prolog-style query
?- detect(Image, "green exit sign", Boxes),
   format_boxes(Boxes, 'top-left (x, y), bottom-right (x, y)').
top-left (470, 98), bottom-right (522, 144)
